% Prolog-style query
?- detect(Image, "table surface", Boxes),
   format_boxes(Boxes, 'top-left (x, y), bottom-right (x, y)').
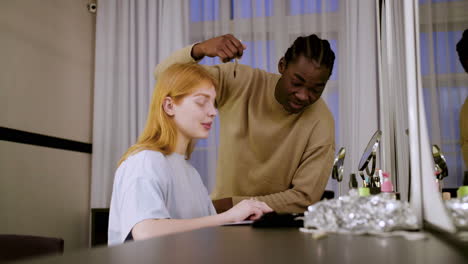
top-left (18, 226), bottom-right (468, 264)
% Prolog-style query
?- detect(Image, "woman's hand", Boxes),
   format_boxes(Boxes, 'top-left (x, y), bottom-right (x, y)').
top-left (221, 199), bottom-right (273, 223)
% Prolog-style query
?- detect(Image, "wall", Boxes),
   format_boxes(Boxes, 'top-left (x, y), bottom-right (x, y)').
top-left (0, 0), bottom-right (95, 251)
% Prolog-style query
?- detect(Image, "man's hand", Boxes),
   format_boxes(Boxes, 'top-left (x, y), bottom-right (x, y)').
top-left (191, 34), bottom-right (246, 63)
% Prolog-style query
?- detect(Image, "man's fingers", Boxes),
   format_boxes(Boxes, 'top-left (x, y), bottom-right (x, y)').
top-left (224, 41), bottom-right (239, 59)
top-left (202, 34), bottom-right (246, 60)
top-left (226, 35), bottom-right (245, 57)
top-left (227, 38), bottom-right (244, 57)
top-left (218, 50), bottom-right (229, 63)
top-left (220, 46), bottom-right (235, 60)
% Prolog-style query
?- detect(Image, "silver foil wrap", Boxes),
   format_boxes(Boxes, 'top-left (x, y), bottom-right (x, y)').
top-left (445, 196), bottom-right (468, 229)
top-left (304, 190), bottom-right (419, 233)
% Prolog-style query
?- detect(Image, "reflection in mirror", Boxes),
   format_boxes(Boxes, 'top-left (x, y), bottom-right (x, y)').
top-left (432, 145), bottom-right (448, 192)
top-left (418, 0), bottom-right (468, 233)
top-left (358, 130), bottom-right (382, 190)
top-left (434, 142), bottom-right (468, 231)
top-left (331, 147), bottom-right (346, 196)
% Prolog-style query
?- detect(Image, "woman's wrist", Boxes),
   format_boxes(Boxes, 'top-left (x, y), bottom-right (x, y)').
top-left (215, 211), bottom-right (233, 225)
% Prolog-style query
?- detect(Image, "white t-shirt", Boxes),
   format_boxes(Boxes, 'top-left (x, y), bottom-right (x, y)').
top-left (108, 150), bottom-right (216, 245)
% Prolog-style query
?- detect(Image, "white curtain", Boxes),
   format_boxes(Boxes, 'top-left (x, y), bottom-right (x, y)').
top-left (189, 0), bottom-right (380, 196)
top-left (400, 0), bottom-right (456, 231)
top-left (418, 0), bottom-right (468, 188)
top-left (338, 0), bottom-right (379, 194)
top-left (379, 0), bottom-right (411, 201)
top-left (91, 0), bottom-right (189, 208)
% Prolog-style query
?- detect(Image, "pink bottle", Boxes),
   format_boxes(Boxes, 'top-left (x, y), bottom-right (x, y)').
top-left (381, 172), bottom-right (394, 193)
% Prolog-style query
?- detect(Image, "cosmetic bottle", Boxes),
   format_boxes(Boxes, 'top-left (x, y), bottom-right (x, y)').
top-left (349, 173), bottom-right (358, 189)
top-left (380, 172), bottom-right (397, 199)
top-left (457, 171), bottom-right (468, 198)
top-left (358, 187), bottom-right (370, 197)
top-left (381, 172), bottom-right (393, 192)
top-left (369, 170), bottom-right (382, 194)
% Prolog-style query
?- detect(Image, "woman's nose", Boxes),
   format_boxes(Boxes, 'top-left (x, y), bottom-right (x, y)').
top-left (208, 105), bottom-right (218, 117)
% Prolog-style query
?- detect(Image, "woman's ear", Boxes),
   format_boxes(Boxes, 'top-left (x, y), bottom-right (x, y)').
top-left (163, 97), bottom-right (175, 116)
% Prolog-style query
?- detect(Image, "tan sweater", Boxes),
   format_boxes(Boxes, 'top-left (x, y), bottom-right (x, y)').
top-left (461, 97), bottom-right (468, 168)
top-left (155, 45), bottom-right (335, 213)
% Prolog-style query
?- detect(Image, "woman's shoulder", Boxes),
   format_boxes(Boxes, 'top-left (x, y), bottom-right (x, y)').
top-left (119, 150), bottom-right (171, 179)
top-left (126, 150), bottom-right (165, 163)
top-left (112, 150), bottom-right (171, 202)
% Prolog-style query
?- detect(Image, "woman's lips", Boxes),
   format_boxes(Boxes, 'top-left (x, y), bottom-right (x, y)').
top-left (202, 122), bottom-right (212, 130)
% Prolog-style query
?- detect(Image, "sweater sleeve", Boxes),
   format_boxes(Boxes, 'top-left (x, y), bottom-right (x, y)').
top-left (461, 98), bottom-right (468, 168)
top-left (153, 45), bottom-right (240, 108)
top-left (153, 45), bottom-right (198, 78)
top-left (232, 143), bottom-right (335, 214)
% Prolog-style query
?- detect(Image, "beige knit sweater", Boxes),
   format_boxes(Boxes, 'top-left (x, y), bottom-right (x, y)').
top-left (155, 45), bottom-right (335, 213)
top-left (461, 97), bottom-right (468, 168)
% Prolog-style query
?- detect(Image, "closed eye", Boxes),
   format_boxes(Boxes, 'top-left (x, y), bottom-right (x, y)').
top-left (311, 88), bottom-right (323, 94)
top-left (195, 97), bottom-right (208, 105)
top-left (309, 85), bottom-right (325, 94)
top-left (292, 80), bottom-right (303, 87)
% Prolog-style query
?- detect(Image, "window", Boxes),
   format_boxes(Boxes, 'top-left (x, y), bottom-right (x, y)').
top-left (190, 0), bottom-right (219, 22)
top-left (289, 0), bottom-right (339, 15)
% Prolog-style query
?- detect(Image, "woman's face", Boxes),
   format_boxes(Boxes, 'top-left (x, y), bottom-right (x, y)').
top-left (168, 81), bottom-right (217, 141)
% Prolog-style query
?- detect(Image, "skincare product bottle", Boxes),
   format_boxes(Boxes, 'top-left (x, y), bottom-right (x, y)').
top-left (349, 173), bottom-right (358, 189)
top-left (368, 170), bottom-right (382, 194)
top-left (358, 187), bottom-right (370, 197)
top-left (381, 172), bottom-right (394, 192)
top-left (457, 171), bottom-right (468, 198)
top-left (380, 172), bottom-right (397, 199)
top-left (442, 192), bottom-right (451, 200)
top-left (373, 169), bottom-right (382, 188)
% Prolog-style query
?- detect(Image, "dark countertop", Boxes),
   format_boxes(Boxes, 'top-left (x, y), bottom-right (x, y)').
top-left (18, 226), bottom-right (468, 264)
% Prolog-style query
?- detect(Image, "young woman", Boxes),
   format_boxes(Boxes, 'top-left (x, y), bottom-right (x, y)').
top-left (108, 63), bottom-right (272, 245)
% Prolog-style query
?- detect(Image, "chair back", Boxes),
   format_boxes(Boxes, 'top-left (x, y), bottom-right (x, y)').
top-left (0, 234), bottom-right (64, 262)
top-left (91, 208), bottom-right (110, 247)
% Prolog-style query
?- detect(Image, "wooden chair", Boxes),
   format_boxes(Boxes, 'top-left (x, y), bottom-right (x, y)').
top-left (0, 234), bottom-right (64, 262)
top-left (91, 208), bottom-right (110, 247)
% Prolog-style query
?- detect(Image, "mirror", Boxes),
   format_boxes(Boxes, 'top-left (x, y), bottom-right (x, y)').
top-left (331, 147), bottom-right (346, 196)
top-left (358, 130), bottom-right (382, 188)
top-left (432, 145), bottom-right (448, 183)
top-left (416, 0), bottom-right (468, 233)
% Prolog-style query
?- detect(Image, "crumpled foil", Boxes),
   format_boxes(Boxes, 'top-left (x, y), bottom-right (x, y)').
top-left (304, 190), bottom-right (419, 233)
top-left (445, 196), bottom-right (468, 229)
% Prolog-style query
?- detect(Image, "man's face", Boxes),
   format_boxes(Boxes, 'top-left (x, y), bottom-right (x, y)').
top-left (462, 57), bottom-right (468, 73)
top-left (276, 55), bottom-right (331, 114)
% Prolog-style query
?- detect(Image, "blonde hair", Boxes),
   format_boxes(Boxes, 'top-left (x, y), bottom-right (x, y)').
top-left (118, 63), bottom-right (217, 166)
